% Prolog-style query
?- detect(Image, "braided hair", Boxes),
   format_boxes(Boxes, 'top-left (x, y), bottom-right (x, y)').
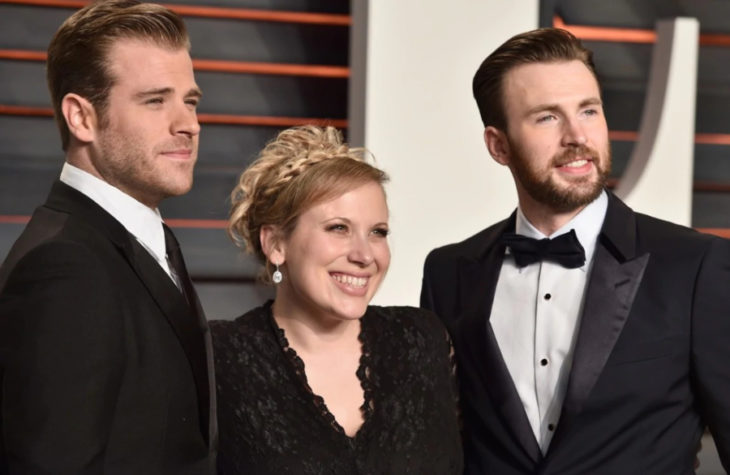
top-left (228, 125), bottom-right (389, 278)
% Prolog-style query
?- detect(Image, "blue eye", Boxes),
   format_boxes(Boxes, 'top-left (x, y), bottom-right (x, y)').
top-left (326, 223), bottom-right (348, 232)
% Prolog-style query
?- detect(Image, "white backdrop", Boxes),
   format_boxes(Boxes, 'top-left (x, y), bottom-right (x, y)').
top-left (350, 0), bottom-right (539, 305)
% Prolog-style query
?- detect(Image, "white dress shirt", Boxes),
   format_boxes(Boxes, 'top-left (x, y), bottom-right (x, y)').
top-left (490, 191), bottom-right (608, 453)
top-left (60, 162), bottom-right (176, 282)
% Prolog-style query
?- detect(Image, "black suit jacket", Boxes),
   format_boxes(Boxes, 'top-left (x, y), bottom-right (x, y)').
top-left (421, 192), bottom-right (730, 474)
top-left (0, 181), bottom-right (216, 474)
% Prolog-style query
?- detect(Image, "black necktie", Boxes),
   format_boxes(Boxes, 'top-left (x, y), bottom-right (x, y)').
top-left (501, 229), bottom-right (586, 269)
top-left (163, 223), bottom-right (194, 305)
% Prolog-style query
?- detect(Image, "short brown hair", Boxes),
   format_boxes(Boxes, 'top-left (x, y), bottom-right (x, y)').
top-left (47, 0), bottom-right (190, 150)
top-left (472, 28), bottom-right (598, 130)
top-left (229, 125), bottom-right (389, 270)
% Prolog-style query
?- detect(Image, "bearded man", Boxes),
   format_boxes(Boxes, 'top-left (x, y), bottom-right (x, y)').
top-left (421, 27), bottom-right (730, 474)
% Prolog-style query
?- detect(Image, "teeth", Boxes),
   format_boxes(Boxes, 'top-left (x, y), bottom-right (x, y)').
top-left (564, 159), bottom-right (588, 168)
top-left (332, 274), bottom-right (367, 288)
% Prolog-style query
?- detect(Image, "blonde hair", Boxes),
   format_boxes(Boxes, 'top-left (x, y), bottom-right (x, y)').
top-left (229, 125), bottom-right (389, 268)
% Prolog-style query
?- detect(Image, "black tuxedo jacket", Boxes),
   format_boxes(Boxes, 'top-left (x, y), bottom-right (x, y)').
top-left (421, 192), bottom-right (730, 474)
top-left (0, 181), bottom-right (216, 474)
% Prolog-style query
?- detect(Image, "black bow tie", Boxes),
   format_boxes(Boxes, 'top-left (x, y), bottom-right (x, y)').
top-left (501, 229), bottom-right (586, 269)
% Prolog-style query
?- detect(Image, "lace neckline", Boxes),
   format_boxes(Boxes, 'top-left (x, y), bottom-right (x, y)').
top-left (267, 306), bottom-right (375, 442)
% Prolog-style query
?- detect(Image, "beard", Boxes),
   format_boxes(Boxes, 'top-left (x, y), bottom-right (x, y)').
top-left (94, 125), bottom-right (196, 208)
top-left (509, 138), bottom-right (612, 214)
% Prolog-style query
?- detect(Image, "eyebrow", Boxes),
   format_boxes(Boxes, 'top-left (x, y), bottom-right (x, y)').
top-left (321, 217), bottom-right (389, 227)
top-left (134, 87), bottom-right (203, 100)
top-left (526, 97), bottom-right (602, 116)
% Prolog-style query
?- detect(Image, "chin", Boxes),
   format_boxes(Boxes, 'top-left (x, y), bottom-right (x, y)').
top-left (166, 181), bottom-right (194, 197)
top-left (334, 301), bottom-right (370, 321)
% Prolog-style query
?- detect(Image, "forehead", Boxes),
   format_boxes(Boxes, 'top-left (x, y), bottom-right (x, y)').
top-left (502, 60), bottom-right (601, 113)
top-left (106, 38), bottom-right (194, 87)
top-left (300, 182), bottom-right (388, 221)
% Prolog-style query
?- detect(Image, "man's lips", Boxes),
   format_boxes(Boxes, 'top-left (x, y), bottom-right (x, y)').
top-left (554, 156), bottom-right (596, 175)
top-left (558, 158), bottom-right (591, 167)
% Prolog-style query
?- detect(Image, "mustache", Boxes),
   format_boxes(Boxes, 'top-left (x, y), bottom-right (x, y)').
top-left (552, 145), bottom-right (599, 167)
top-left (155, 138), bottom-right (196, 153)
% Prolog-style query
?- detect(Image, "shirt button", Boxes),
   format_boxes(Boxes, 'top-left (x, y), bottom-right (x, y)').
top-left (540, 358), bottom-right (549, 366)
top-left (548, 423), bottom-right (555, 431)
top-left (544, 293), bottom-right (551, 300)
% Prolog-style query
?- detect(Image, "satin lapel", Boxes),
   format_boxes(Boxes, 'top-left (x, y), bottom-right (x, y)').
top-left (45, 182), bottom-right (211, 442)
top-left (458, 215), bottom-right (542, 464)
top-left (554, 193), bottom-right (650, 442)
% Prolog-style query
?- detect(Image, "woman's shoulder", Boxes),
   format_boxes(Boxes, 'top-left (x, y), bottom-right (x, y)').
top-left (209, 301), bottom-right (273, 344)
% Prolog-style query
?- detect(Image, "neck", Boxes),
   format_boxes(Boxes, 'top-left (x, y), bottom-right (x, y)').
top-left (518, 194), bottom-right (586, 237)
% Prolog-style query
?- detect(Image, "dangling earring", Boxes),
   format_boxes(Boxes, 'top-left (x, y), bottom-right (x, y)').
top-left (272, 262), bottom-right (283, 284)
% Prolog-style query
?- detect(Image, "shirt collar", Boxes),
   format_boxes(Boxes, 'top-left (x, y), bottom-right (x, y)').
top-left (59, 162), bottom-right (167, 263)
top-left (515, 190), bottom-right (608, 266)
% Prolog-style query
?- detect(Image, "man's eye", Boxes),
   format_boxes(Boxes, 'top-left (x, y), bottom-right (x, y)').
top-left (146, 98), bottom-right (163, 105)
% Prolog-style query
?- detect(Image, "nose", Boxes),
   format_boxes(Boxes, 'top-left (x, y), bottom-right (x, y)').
top-left (561, 117), bottom-right (587, 147)
top-left (348, 234), bottom-right (374, 267)
top-left (171, 101), bottom-right (201, 137)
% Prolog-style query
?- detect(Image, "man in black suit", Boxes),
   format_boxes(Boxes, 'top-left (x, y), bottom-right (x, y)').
top-left (0, 1), bottom-right (215, 473)
top-left (421, 28), bottom-right (730, 474)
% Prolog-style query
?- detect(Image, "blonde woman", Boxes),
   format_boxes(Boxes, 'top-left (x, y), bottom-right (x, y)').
top-left (211, 126), bottom-right (462, 474)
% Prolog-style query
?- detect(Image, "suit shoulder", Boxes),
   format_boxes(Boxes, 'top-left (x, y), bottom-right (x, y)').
top-left (1, 206), bottom-right (124, 282)
top-left (1, 237), bottom-right (111, 292)
top-left (425, 217), bottom-right (512, 265)
top-left (634, 212), bottom-right (719, 250)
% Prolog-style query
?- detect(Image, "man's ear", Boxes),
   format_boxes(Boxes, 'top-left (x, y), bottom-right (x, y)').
top-left (484, 126), bottom-right (510, 166)
top-left (260, 224), bottom-right (285, 265)
top-left (61, 93), bottom-right (98, 144)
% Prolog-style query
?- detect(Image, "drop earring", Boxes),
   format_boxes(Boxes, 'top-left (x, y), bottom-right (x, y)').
top-left (272, 263), bottom-right (282, 284)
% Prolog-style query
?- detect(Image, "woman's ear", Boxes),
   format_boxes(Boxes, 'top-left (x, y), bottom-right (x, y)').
top-left (260, 224), bottom-right (285, 265)
top-left (484, 126), bottom-right (510, 166)
top-left (61, 93), bottom-right (98, 144)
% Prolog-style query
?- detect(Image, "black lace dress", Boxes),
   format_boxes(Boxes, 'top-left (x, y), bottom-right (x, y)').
top-left (210, 302), bottom-right (462, 474)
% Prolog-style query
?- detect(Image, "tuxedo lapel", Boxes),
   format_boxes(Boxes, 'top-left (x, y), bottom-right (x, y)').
top-left (457, 214), bottom-right (542, 464)
top-left (45, 181), bottom-right (211, 443)
top-left (553, 193), bottom-right (649, 441)
top-left (125, 239), bottom-right (211, 443)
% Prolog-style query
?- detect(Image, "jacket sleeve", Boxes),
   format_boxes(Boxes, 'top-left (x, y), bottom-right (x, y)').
top-left (420, 250), bottom-right (438, 312)
top-left (691, 235), bottom-right (730, 471)
top-left (0, 241), bottom-right (124, 474)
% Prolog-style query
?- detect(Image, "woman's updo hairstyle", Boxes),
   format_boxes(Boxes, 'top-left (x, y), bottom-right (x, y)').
top-left (228, 125), bottom-right (389, 266)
